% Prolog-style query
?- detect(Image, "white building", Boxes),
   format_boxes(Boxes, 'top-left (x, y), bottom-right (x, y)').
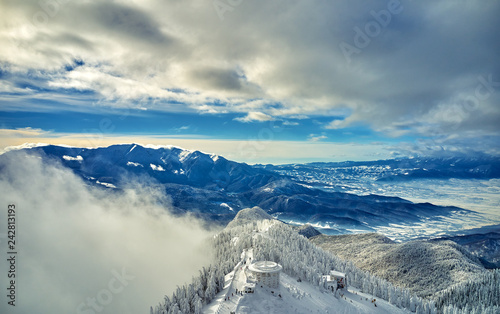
top-left (248, 261), bottom-right (282, 288)
top-left (322, 270), bottom-right (347, 292)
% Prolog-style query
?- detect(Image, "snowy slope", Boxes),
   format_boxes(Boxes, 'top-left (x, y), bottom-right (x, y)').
top-left (204, 254), bottom-right (408, 314)
top-left (152, 209), bottom-right (438, 314)
top-left (203, 231), bottom-right (408, 314)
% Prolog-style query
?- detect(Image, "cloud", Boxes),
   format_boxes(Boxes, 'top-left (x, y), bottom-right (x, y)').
top-left (172, 125), bottom-right (191, 133)
top-left (308, 134), bottom-right (328, 142)
top-left (282, 120), bottom-right (299, 126)
top-left (0, 152), bottom-right (213, 314)
top-left (392, 132), bottom-right (500, 158)
top-left (1, 0), bottom-right (499, 154)
top-left (0, 127), bottom-right (51, 137)
top-left (325, 120), bottom-right (345, 130)
top-left (235, 111), bottom-right (274, 123)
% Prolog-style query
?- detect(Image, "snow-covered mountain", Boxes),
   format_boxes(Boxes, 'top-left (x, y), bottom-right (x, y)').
top-left (226, 206), bottom-right (273, 229)
top-left (153, 208), bottom-right (500, 314)
top-left (0, 144), bottom-right (483, 238)
top-left (154, 208), bottom-right (435, 314)
top-left (19, 143), bottom-right (278, 192)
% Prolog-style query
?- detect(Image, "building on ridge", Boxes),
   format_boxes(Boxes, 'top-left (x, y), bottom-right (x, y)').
top-left (247, 261), bottom-right (282, 289)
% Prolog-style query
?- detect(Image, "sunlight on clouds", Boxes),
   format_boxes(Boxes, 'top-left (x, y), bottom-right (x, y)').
top-left (0, 127), bottom-right (51, 138)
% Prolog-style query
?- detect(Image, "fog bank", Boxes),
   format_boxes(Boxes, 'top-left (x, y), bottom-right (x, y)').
top-left (0, 153), bottom-right (214, 313)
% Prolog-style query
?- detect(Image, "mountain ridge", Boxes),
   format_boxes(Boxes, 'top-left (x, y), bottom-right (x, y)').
top-left (310, 232), bottom-right (486, 298)
top-left (0, 143), bottom-right (478, 237)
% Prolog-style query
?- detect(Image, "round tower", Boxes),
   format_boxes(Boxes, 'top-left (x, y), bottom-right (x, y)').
top-left (248, 261), bottom-right (282, 288)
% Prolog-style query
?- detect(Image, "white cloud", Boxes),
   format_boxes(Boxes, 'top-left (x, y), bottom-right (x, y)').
top-left (325, 120), bottom-right (345, 130)
top-left (0, 153), bottom-right (213, 314)
top-left (235, 111), bottom-right (274, 122)
top-left (308, 134), bottom-right (328, 142)
top-left (282, 120), bottom-right (299, 126)
top-left (0, 127), bottom-right (51, 138)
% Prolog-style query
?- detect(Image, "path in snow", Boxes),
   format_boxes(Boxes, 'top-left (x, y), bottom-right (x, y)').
top-left (204, 249), bottom-right (254, 314)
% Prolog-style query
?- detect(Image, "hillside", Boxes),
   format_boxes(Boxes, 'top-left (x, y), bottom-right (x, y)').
top-left (310, 233), bottom-right (485, 298)
top-left (429, 225), bottom-right (500, 268)
top-left (152, 209), bottom-right (437, 313)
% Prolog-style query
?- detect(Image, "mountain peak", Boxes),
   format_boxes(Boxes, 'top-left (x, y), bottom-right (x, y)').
top-left (296, 224), bottom-right (322, 238)
top-left (226, 206), bottom-right (274, 229)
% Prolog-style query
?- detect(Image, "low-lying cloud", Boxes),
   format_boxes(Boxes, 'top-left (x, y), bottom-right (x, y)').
top-left (0, 152), bottom-right (214, 313)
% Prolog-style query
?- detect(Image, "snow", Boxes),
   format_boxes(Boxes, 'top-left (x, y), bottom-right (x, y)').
top-left (203, 222), bottom-right (409, 314)
top-left (149, 164), bottom-right (165, 171)
top-left (127, 144), bottom-right (137, 154)
top-left (144, 144), bottom-right (186, 150)
top-left (179, 150), bottom-right (192, 163)
top-left (203, 248), bottom-right (409, 314)
top-left (226, 207), bottom-right (274, 229)
top-left (211, 154), bottom-right (220, 162)
top-left (220, 203), bottom-right (234, 212)
top-left (331, 270), bottom-right (346, 278)
top-left (248, 261), bottom-right (282, 273)
top-left (62, 155), bottom-right (83, 161)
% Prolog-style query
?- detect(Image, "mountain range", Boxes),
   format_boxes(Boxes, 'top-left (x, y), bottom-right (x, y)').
top-left (0, 144), bottom-right (483, 233)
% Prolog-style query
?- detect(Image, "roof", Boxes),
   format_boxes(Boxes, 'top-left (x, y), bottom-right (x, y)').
top-left (330, 270), bottom-right (346, 278)
top-left (248, 261), bottom-right (283, 273)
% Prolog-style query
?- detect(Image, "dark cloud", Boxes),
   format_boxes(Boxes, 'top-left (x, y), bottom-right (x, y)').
top-left (90, 2), bottom-right (173, 45)
top-left (190, 67), bottom-right (243, 91)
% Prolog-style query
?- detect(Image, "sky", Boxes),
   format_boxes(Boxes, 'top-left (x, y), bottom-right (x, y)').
top-left (1, 0), bottom-right (499, 164)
